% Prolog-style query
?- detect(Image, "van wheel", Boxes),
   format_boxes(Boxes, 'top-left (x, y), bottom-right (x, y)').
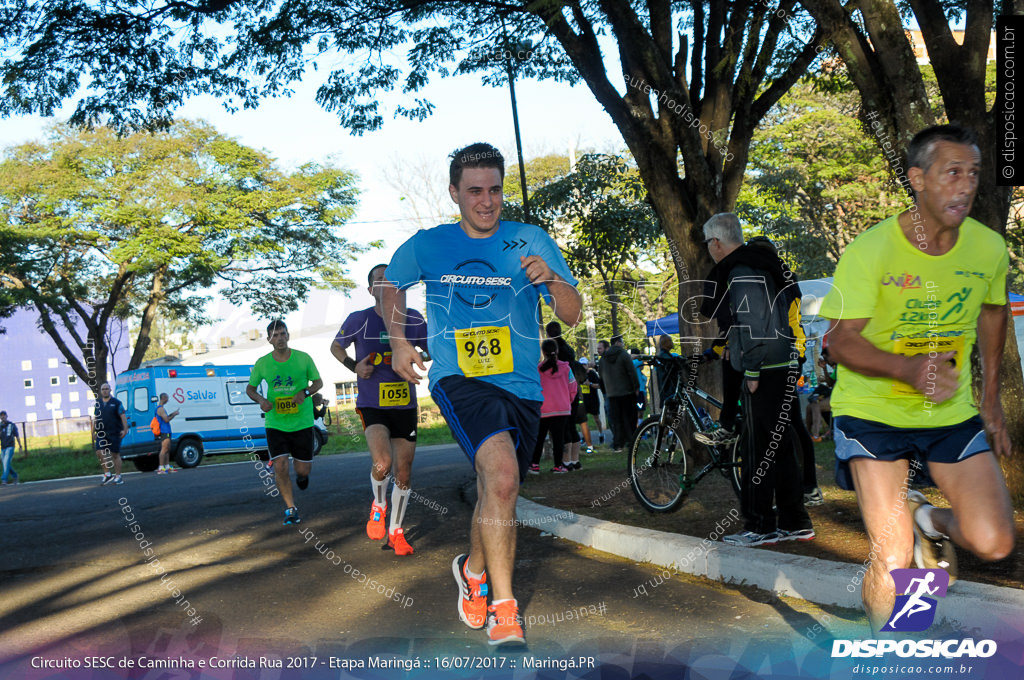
top-left (176, 438), bottom-right (204, 468)
top-left (134, 455), bottom-right (160, 472)
top-left (313, 428), bottom-right (327, 456)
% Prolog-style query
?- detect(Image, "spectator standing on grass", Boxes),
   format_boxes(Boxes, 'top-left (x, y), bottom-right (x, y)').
top-left (153, 393), bottom-right (180, 475)
top-left (1, 410), bottom-right (22, 486)
top-left (596, 339), bottom-right (611, 429)
top-left (247, 319), bottom-right (324, 526)
top-left (580, 358), bottom-right (606, 446)
top-left (529, 339), bottom-right (578, 474)
top-left (747, 235), bottom-right (823, 507)
top-left (545, 321), bottom-right (586, 469)
top-left (655, 335), bottom-right (679, 412)
top-left (331, 263), bottom-right (430, 556)
top-left (94, 382), bottom-right (128, 486)
top-left (700, 213), bottom-right (814, 547)
top-left (380, 142), bottom-right (580, 647)
top-left (808, 346), bottom-right (836, 442)
top-left (599, 335), bottom-right (639, 452)
top-left (820, 125), bottom-right (1014, 632)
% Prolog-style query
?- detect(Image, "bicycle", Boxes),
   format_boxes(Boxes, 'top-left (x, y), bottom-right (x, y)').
top-left (628, 354), bottom-right (745, 513)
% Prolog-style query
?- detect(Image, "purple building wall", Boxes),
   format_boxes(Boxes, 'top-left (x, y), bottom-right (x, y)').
top-left (0, 307), bottom-right (130, 431)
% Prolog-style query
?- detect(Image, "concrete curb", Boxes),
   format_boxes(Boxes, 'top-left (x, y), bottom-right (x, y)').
top-left (516, 496), bottom-right (1024, 631)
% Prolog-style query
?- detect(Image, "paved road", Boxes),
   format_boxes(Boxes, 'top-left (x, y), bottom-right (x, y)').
top-left (1, 445), bottom-right (864, 678)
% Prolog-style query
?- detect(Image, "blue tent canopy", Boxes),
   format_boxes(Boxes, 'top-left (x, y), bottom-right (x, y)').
top-left (645, 314), bottom-right (679, 337)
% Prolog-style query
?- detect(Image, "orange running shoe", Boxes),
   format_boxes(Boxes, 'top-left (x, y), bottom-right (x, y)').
top-left (387, 528), bottom-right (414, 555)
top-left (486, 599), bottom-right (525, 647)
top-left (451, 554), bottom-right (488, 629)
top-left (366, 502), bottom-right (387, 540)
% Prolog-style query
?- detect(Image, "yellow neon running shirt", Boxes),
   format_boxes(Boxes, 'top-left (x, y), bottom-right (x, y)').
top-left (819, 215), bottom-right (1008, 427)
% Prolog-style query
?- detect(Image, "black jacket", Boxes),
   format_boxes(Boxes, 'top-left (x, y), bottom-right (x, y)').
top-left (598, 345), bottom-right (640, 397)
top-left (701, 245), bottom-right (798, 379)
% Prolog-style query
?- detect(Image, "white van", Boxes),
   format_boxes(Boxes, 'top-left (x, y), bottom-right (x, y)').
top-left (116, 365), bottom-right (268, 471)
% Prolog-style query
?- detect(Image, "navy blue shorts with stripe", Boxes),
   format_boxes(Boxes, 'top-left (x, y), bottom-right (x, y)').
top-left (833, 415), bottom-right (990, 491)
top-left (431, 375), bottom-right (542, 481)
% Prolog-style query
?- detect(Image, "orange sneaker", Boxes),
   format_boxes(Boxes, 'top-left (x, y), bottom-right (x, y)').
top-left (366, 502), bottom-right (387, 540)
top-left (486, 599), bottom-right (525, 647)
top-left (452, 554), bottom-right (488, 629)
top-left (387, 528), bottom-right (414, 555)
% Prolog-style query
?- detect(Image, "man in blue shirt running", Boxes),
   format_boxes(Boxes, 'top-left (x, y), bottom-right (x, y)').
top-left (381, 142), bottom-right (581, 647)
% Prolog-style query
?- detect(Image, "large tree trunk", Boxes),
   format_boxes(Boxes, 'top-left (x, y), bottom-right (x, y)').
top-left (128, 265), bottom-right (167, 370)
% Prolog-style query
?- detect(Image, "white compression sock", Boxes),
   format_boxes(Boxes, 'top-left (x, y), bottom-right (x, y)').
top-left (371, 473), bottom-right (388, 508)
top-left (389, 485), bottom-right (410, 532)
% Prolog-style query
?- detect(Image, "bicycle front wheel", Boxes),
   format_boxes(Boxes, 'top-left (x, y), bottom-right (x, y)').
top-left (629, 416), bottom-right (688, 513)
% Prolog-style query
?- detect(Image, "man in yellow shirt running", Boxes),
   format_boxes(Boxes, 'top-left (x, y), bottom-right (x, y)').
top-left (820, 124), bottom-right (1014, 632)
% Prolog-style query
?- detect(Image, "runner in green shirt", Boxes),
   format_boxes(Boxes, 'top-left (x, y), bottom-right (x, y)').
top-left (247, 320), bottom-right (324, 525)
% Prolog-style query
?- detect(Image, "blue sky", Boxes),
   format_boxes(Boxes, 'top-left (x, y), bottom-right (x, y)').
top-left (0, 68), bottom-right (625, 312)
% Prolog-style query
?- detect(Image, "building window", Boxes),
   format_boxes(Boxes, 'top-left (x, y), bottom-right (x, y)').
top-left (24, 379), bottom-right (33, 389)
top-left (69, 392), bottom-right (80, 402)
top-left (68, 375), bottom-right (78, 385)
top-left (48, 358), bottom-right (59, 368)
top-left (21, 360), bottom-right (31, 371)
top-left (71, 408), bottom-right (82, 417)
top-left (85, 389), bottom-right (95, 400)
top-left (25, 395), bottom-right (36, 407)
top-left (26, 413), bottom-right (37, 422)
top-left (50, 376), bottom-right (60, 386)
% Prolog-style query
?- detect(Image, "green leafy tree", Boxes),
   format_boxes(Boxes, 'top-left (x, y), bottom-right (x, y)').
top-left (0, 121), bottom-right (370, 388)
top-left (526, 153), bottom-right (663, 338)
top-left (0, 0), bottom-right (825, 317)
top-left (736, 81), bottom-right (904, 279)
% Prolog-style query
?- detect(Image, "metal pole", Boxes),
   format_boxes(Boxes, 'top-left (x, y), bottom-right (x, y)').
top-left (500, 15), bottom-right (530, 223)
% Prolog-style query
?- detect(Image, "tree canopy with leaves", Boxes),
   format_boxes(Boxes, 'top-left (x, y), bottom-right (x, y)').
top-left (736, 80), bottom-right (904, 279)
top-left (0, 121), bottom-right (369, 387)
top-left (0, 0), bottom-right (825, 294)
top-left (523, 153), bottom-right (663, 337)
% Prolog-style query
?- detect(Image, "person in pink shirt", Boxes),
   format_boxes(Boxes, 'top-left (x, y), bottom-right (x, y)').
top-left (528, 339), bottom-right (578, 474)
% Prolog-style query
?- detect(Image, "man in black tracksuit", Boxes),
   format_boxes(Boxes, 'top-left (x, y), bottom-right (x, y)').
top-left (701, 213), bottom-right (814, 547)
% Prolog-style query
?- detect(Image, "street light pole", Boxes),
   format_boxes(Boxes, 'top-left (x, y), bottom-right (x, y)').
top-left (500, 15), bottom-right (530, 223)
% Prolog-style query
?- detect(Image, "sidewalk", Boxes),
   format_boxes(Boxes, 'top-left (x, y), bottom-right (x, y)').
top-left (517, 497), bottom-right (1024, 632)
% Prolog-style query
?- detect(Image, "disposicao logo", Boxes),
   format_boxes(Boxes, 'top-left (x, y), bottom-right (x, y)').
top-left (832, 569), bottom-right (997, 659)
top-left (881, 568), bottom-right (948, 632)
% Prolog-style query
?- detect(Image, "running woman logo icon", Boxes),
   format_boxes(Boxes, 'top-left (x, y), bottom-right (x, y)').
top-left (880, 568), bottom-right (950, 632)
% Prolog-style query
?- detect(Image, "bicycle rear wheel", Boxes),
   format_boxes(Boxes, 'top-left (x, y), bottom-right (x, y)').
top-left (726, 420), bottom-right (746, 499)
top-left (629, 416), bottom-right (688, 513)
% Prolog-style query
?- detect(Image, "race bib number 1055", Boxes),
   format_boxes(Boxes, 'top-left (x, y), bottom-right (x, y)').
top-left (454, 326), bottom-right (514, 378)
top-left (379, 382), bottom-right (411, 407)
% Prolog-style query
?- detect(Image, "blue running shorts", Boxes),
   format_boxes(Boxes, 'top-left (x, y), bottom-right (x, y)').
top-left (833, 415), bottom-right (990, 491)
top-left (431, 375), bottom-right (542, 481)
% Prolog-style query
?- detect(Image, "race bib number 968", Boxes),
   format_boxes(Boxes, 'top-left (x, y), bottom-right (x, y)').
top-left (454, 326), bottom-right (514, 378)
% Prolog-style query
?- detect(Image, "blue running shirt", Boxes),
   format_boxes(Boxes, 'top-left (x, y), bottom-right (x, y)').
top-left (386, 221), bottom-right (577, 402)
